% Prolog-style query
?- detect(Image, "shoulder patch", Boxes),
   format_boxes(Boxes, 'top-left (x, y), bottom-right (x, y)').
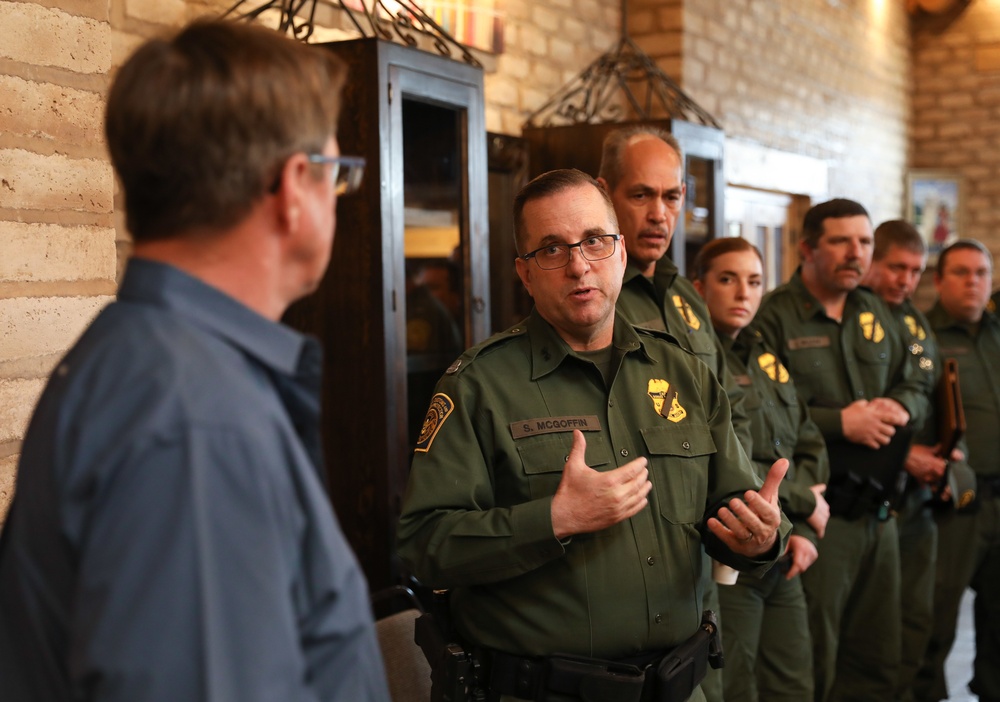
top-left (414, 393), bottom-right (454, 453)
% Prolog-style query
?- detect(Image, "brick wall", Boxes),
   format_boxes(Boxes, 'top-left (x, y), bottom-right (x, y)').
top-left (629, 0), bottom-right (912, 225)
top-left (0, 2), bottom-right (116, 520)
top-left (912, 1), bottom-right (1000, 258)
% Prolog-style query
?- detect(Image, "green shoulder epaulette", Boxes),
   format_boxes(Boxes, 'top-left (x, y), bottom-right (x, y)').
top-left (445, 323), bottom-right (528, 375)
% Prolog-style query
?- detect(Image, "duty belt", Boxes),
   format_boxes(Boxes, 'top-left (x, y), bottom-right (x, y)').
top-left (483, 610), bottom-right (723, 702)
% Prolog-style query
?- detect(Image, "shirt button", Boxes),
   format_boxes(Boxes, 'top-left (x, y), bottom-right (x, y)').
top-left (879, 352), bottom-right (887, 359)
top-left (812, 361), bottom-right (821, 367)
top-left (654, 613), bottom-right (663, 624)
top-left (563, 455), bottom-right (569, 463)
top-left (774, 439), bottom-right (781, 446)
top-left (609, 400), bottom-right (615, 407)
top-left (621, 448), bottom-right (629, 457)
top-left (857, 390), bottom-right (865, 397)
top-left (682, 441), bottom-right (691, 450)
top-left (647, 556), bottom-right (655, 565)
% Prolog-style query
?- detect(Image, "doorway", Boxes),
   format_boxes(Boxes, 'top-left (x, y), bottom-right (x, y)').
top-left (725, 187), bottom-right (806, 291)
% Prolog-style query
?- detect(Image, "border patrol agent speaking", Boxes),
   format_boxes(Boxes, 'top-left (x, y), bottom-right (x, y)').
top-left (397, 169), bottom-right (791, 702)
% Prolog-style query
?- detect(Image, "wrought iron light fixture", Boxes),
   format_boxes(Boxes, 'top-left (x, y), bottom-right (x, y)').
top-left (222, 0), bottom-right (482, 66)
top-left (522, 0), bottom-right (720, 129)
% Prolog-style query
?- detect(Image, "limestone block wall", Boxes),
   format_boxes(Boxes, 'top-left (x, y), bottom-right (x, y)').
top-left (0, 2), bottom-right (117, 520)
top-left (911, 2), bottom-right (1000, 258)
top-left (629, 0), bottom-right (912, 225)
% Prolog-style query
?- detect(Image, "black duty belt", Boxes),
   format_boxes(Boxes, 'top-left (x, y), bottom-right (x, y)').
top-left (483, 611), bottom-right (722, 702)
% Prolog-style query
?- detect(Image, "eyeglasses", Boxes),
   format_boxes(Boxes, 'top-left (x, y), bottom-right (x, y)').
top-left (521, 234), bottom-right (621, 270)
top-left (307, 154), bottom-right (366, 196)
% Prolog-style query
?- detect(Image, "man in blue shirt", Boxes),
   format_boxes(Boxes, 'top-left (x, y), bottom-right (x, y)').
top-left (0, 19), bottom-right (390, 702)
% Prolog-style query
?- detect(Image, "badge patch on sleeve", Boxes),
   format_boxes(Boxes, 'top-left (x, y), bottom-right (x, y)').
top-left (859, 312), bottom-right (885, 343)
top-left (672, 295), bottom-right (702, 331)
top-left (414, 393), bottom-right (454, 453)
top-left (757, 352), bottom-right (789, 383)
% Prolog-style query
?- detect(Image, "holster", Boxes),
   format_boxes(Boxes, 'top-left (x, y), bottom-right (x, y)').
top-left (654, 610), bottom-right (723, 702)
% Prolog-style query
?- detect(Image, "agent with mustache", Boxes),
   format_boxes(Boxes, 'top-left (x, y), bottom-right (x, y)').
top-left (597, 127), bottom-right (752, 702)
top-left (755, 199), bottom-right (928, 701)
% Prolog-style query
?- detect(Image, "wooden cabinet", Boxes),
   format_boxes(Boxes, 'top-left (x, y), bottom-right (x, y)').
top-left (284, 38), bottom-right (489, 589)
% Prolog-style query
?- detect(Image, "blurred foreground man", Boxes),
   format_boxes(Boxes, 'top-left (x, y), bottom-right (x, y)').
top-left (915, 240), bottom-right (1000, 702)
top-left (0, 20), bottom-right (389, 702)
top-left (755, 199), bottom-right (927, 702)
top-left (398, 169), bottom-right (791, 702)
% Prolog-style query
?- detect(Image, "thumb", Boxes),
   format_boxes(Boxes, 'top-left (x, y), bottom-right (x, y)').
top-left (759, 458), bottom-right (789, 503)
top-left (565, 430), bottom-right (587, 469)
top-left (811, 483), bottom-right (826, 494)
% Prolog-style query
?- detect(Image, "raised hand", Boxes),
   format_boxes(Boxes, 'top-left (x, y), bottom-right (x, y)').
top-left (550, 430), bottom-right (652, 540)
top-left (707, 458), bottom-right (788, 557)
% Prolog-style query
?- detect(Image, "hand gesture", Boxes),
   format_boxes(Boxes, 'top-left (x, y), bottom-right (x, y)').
top-left (550, 431), bottom-right (652, 540)
top-left (841, 399), bottom-right (903, 449)
top-left (785, 534), bottom-right (819, 579)
top-left (905, 443), bottom-right (948, 486)
top-left (806, 483), bottom-right (830, 539)
top-left (707, 458), bottom-right (788, 557)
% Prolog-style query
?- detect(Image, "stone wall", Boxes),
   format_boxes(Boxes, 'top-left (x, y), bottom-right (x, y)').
top-left (911, 1), bottom-right (1000, 257)
top-left (0, 2), bottom-right (116, 520)
top-left (629, 0), bottom-right (913, 225)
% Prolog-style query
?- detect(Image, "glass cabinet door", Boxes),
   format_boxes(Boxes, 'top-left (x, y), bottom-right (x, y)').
top-left (389, 67), bottom-right (490, 450)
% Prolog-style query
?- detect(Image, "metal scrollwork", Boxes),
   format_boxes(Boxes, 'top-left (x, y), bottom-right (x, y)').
top-left (222, 0), bottom-right (482, 67)
top-left (522, 36), bottom-right (721, 129)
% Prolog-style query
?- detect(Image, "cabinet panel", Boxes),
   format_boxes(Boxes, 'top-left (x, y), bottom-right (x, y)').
top-left (284, 39), bottom-right (488, 589)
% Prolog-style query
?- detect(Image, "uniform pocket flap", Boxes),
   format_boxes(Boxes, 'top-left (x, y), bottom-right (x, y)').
top-left (641, 424), bottom-right (716, 457)
top-left (518, 434), bottom-right (611, 474)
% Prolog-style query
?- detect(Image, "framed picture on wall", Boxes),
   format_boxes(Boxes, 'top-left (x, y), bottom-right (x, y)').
top-left (905, 170), bottom-right (963, 260)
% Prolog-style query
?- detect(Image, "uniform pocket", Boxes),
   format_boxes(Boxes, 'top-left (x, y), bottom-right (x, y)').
top-left (518, 434), bottom-right (611, 499)
top-left (641, 423), bottom-right (716, 524)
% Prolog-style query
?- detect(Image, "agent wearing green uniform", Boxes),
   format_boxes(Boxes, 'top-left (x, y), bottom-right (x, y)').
top-left (755, 199), bottom-right (928, 702)
top-left (915, 240), bottom-right (1000, 702)
top-left (692, 237), bottom-right (831, 702)
top-left (398, 170), bottom-right (791, 702)
top-left (863, 220), bottom-right (956, 701)
top-left (597, 127), bottom-right (750, 702)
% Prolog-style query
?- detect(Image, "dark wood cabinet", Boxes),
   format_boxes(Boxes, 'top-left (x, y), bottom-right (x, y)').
top-left (284, 38), bottom-right (489, 590)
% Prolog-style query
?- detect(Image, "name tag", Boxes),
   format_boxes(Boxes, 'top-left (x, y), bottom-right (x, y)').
top-left (939, 347), bottom-right (969, 356)
top-left (788, 335), bottom-right (831, 350)
top-left (732, 374), bottom-right (752, 386)
top-left (510, 415), bottom-right (602, 439)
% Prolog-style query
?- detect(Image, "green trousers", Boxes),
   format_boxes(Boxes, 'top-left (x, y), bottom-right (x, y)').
top-left (800, 514), bottom-right (901, 702)
top-left (915, 493), bottom-right (1000, 702)
top-left (896, 491), bottom-right (938, 701)
top-left (717, 560), bottom-right (813, 701)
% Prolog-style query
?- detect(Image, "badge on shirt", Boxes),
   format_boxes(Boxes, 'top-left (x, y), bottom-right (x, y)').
top-left (648, 379), bottom-right (686, 422)
top-left (904, 315), bottom-right (927, 341)
top-left (672, 295), bottom-right (702, 331)
top-left (757, 352), bottom-right (790, 383)
top-left (414, 393), bottom-right (454, 453)
top-left (859, 312), bottom-right (885, 343)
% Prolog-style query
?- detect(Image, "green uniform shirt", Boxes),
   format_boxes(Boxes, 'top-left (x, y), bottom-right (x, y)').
top-left (397, 310), bottom-right (790, 659)
top-left (617, 256), bottom-right (753, 455)
top-left (720, 327), bottom-right (830, 545)
top-left (754, 269), bottom-right (928, 445)
top-left (927, 300), bottom-right (1000, 478)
